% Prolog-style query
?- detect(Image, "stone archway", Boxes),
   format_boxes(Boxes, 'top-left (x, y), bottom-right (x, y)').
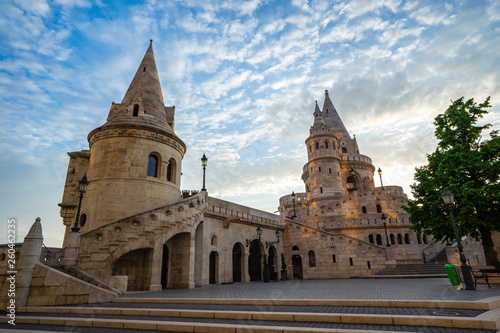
top-left (268, 246), bottom-right (278, 281)
top-left (110, 248), bottom-right (153, 291)
top-left (292, 254), bottom-right (303, 279)
top-left (248, 240), bottom-right (262, 281)
top-left (232, 243), bottom-right (243, 283)
top-left (209, 251), bottom-right (218, 284)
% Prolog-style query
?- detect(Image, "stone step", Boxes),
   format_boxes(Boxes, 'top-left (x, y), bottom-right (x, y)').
top-left (1, 298), bottom-right (498, 333)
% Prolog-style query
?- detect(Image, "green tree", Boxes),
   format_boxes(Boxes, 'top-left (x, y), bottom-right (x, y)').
top-left (403, 97), bottom-right (500, 265)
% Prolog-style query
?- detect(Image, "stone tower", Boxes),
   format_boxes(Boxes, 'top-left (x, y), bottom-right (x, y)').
top-left (60, 40), bottom-right (186, 236)
top-left (302, 90), bottom-right (376, 219)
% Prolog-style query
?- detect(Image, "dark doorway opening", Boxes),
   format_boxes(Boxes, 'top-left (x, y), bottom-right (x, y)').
top-left (209, 251), bottom-right (217, 284)
top-left (248, 240), bottom-right (261, 281)
top-left (232, 244), bottom-right (242, 282)
top-left (292, 254), bottom-right (303, 279)
top-left (161, 244), bottom-right (169, 289)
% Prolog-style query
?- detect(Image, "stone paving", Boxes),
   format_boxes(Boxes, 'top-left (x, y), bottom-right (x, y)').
top-left (121, 278), bottom-right (500, 301)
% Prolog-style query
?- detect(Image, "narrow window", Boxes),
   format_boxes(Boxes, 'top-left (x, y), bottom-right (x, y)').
top-left (404, 233), bottom-right (410, 244)
top-left (397, 234), bottom-right (403, 245)
top-left (342, 147), bottom-right (347, 154)
top-left (319, 167), bottom-right (321, 172)
top-left (390, 234), bottom-right (395, 245)
top-left (133, 104), bottom-right (139, 117)
top-left (167, 158), bottom-right (176, 183)
top-left (325, 141), bottom-right (328, 149)
top-left (367, 261), bottom-right (371, 270)
top-left (309, 251), bottom-right (316, 267)
top-left (147, 155), bottom-right (159, 177)
top-left (368, 234), bottom-right (374, 244)
top-left (316, 142), bottom-right (319, 150)
top-left (376, 204), bottom-right (382, 213)
top-left (79, 213), bottom-right (87, 227)
top-left (376, 234), bottom-right (382, 245)
top-left (362, 206), bottom-right (367, 214)
top-left (329, 168), bottom-right (332, 174)
top-left (143, 67), bottom-right (146, 72)
top-left (332, 255), bottom-right (336, 263)
top-left (423, 235), bottom-right (428, 244)
top-left (320, 187), bottom-right (323, 193)
top-left (349, 258), bottom-right (353, 266)
top-left (309, 146), bottom-right (312, 153)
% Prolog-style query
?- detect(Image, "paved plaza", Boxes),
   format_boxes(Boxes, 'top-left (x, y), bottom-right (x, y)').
top-left (120, 277), bottom-right (500, 302)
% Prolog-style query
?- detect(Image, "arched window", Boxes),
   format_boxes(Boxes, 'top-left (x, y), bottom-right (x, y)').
top-left (133, 104), bottom-right (139, 117)
top-left (325, 141), bottom-right (328, 149)
top-left (376, 234), bottom-right (382, 245)
top-left (397, 234), bottom-right (403, 245)
top-left (376, 204), bottom-right (382, 213)
top-left (316, 142), bottom-right (319, 150)
top-left (362, 206), bottom-right (367, 214)
top-left (79, 213), bottom-right (87, 227)
top-left (292, 245), bottom-right (300, 251)
top-left (404, 233), bottom-right (410, 244)
top-left (308, 250), bottom-right (316, 267)
top-left (347, 175), bottom-right (356, 191)
top-left (147, 154), bottom-right (159, 177)
top-left (390, 234), bottom-right (395, 245)
top-left (167, 158), bottom-right (176, 182)
top-left (342, 147), bottom-right (347, 154)
top-left (423, 235), bottom-right (428, 244)
top-left (417, 234), bottom-right (422, 244)
top-left (368, 234), bottom-right (374, 244)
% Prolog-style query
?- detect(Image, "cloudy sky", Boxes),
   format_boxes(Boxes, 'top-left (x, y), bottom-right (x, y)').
top-left (1, 0), bottom-right (499, 247)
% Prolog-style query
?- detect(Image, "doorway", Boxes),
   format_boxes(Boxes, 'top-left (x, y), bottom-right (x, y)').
top-left (248, 240), bottom-right (262, 281)
top-left (232, 243), bottom-right (242, 282)
top-left (292, 254), bottom-right (303, 279)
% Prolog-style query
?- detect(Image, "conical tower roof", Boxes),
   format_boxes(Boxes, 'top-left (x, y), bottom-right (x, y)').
top-left (321, 90), bottom-right (350, 139)
top-left (105, 40), bottom-right (172, 132)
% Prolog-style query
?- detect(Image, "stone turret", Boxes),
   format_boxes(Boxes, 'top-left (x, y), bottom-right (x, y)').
top-left (60, 41), bottom-right (187, 234)
top-left (17, 218), bottom-right (43, 306)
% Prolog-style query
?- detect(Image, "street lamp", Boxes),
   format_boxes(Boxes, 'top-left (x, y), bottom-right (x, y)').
top-left (266, 229), bottom-right (281, 249)
top-left (291, 191), bottom-right (297, 218)
top-left (378, 167), bottom-right (384, 190)
top-left (441, 189), bottom-right (475, 290)
top-left (71, 174), bottom-right (89, 233)
top-left (201, 153), bottom-right (208, 191)
top-left (381, 213), bottom-right (390, 247)
top-left (246, 225), bottom-right (263, 247)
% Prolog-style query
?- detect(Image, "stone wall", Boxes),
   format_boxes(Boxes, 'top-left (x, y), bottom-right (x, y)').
top-left (26, 263), bottom-right (117, 306)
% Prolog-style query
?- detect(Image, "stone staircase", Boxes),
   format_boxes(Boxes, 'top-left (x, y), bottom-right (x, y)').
top-left (1, 297), bottom-right (499, 333)
top-left (371, 249), bottom-right (449, 278)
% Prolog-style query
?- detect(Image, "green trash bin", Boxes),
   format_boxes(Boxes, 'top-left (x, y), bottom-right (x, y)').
top-left (445, 264), bottom-right (459, 285)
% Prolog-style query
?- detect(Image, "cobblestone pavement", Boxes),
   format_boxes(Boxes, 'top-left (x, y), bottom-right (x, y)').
top-left (121, 278), bottom-right (500, 301)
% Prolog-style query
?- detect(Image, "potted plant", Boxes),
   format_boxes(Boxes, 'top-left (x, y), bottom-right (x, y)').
top-left (281, 252), bottom-right (287, 280)
top-left (263, 254), bottom-right (270, 282)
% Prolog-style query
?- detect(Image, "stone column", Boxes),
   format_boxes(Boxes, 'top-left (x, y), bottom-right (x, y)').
top-left (62, 231), bottom-right (80, 267)
top-left (17, 217), bottom-right (43, 307)
top-left (149, 241), bottom-right (163, 292)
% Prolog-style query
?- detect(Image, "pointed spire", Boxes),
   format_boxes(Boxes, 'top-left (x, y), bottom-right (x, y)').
top-left (321, 89), bottom-right (350, 139)
top-left (105, 40), bottom-right (172, 132)
top-left (313, 100), bottom-right (326, 126)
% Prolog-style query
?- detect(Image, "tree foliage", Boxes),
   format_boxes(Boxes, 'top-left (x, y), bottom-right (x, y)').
top-left (403, 97), bottom-right (500, 264)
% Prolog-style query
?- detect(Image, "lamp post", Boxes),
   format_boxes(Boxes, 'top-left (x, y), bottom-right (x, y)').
top-left (291, 191), bottom-right (297, 218)
top-left (266, 229), bottom-right (281, 249)
top-left (381, 213), bottom-right (390, 247)
top-left (71, 174), bottom-right (89, 233)
top-left (246, 225), bottom-right (263, 247)
top-left (378, 167), bottom-right (384, 190)
top-left (441, 189), bottom-right (475, 290)
top-left (201, 153), bottom-right (208, 191)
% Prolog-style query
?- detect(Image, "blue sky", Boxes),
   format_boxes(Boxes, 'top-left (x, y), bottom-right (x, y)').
top-left (1, 0), bottom-right (499, 247)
